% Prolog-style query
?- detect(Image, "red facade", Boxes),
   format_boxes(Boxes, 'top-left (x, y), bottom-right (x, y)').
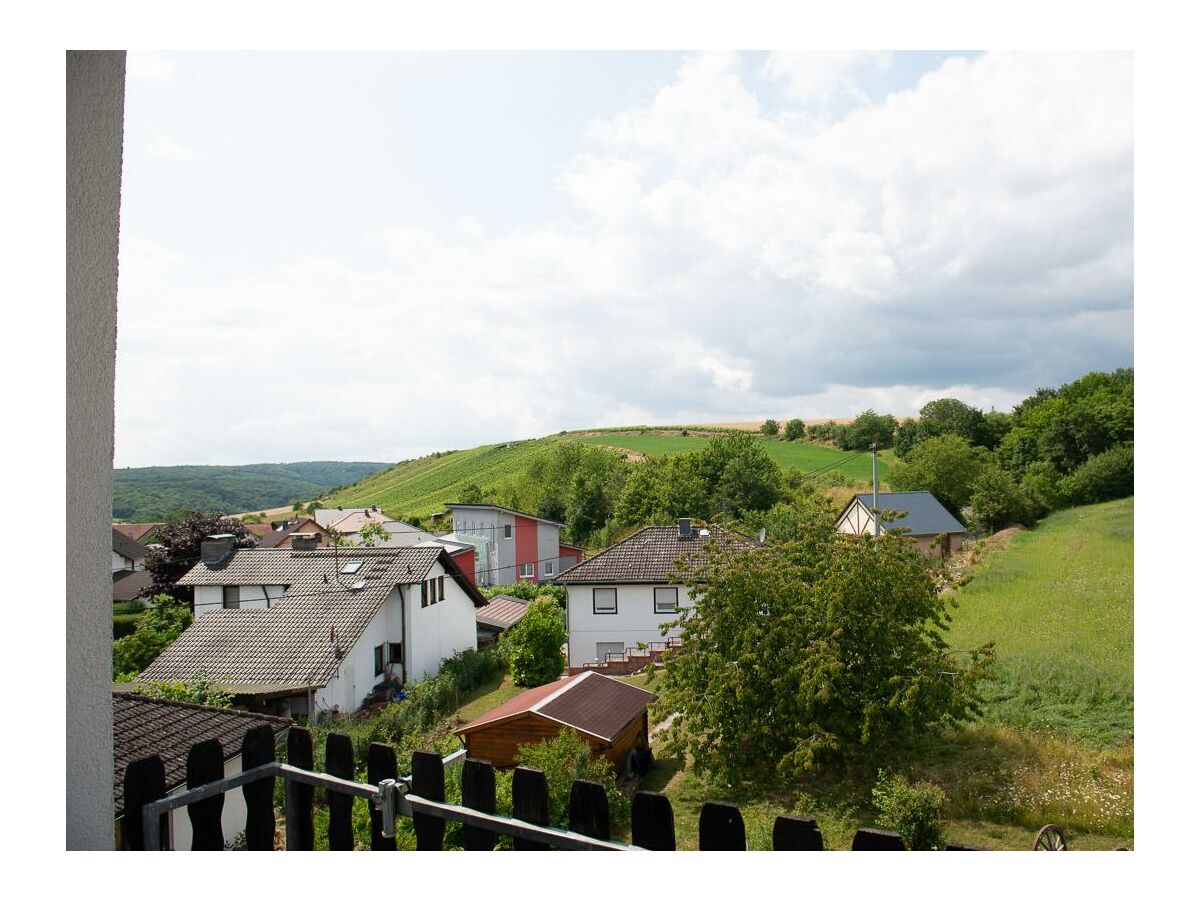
top-left (514, 514), bottom-right (538, 582)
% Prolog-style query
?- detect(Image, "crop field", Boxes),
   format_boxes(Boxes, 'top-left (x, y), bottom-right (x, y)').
top-left (569, 432), bottom-right (888, 483)
top-left (947, 497), bottom-right (1134, 747)
top-left (321, 438), bottom-right (562, 518)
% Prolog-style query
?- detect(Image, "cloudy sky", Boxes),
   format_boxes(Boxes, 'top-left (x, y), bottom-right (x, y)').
top-left (115, 50), bottom-right (1132, 468)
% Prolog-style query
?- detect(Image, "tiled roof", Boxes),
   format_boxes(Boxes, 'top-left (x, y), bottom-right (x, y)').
top-left (847, 491), bottom-right (967, 536)
top-left (476, 595), bottom-right (529, 631)
top-left (112, 692), bottom-right (289, 817)
top-left (113, 569), bottom-right (153, 602)
top-left (112, 527), bottom-right (148, 562)
top-left (113, 522), bottom-right (162, 543)
top-left (313, 507), bottom-right (387, 528)
top-left (456, 671), bottom-right (653, 743)
top-left (258, 518), bottom-right (323, 549)
top-left (328, 510), bottom-right (397, 533)
top-left (243, 523), bottom-right (271, 539)
top-left (144, 547), bottom-right (486, 689)
top-left (554, 525), bottom-right (755, 584)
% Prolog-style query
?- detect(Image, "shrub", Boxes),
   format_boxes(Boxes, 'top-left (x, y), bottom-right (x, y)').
top-left (1020, 460), bottom-right (1066, 517)
top-left (112, 594), bottom-right (193, 678)
top-left (125, 678), bottom-right (233, 707)
top-left (502, 597), bottom-right (567, 686)
top-left (967, 465), bottom-right (1030, 533)
top-left (113, 613), bottom-right (143, 639)
top-left (761, 419), bottom-right (780, 437)
top-left (1059, 444), bottom-right (1134, 506)
top-left (872, 770), bottom-right (947, 850)
top-left (783, 418), bottom-right (805, 441)
top-left (511, 729), bottom-right (630, 830)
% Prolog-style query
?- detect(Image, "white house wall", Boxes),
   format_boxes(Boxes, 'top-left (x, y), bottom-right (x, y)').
top-left (318, 587), bottom-right (404, 713)
top-left (404, 560), bottom-right (478, 680)
top-left (166, 753), bottom-right (248, 850)
top-left (566, 583), bottom-right (693, 666)
top-left (193, 584), bottom-right (285, 619)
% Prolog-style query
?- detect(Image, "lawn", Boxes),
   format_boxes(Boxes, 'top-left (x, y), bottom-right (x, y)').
top-left (453, 671), bottom-right (524, 723)
top-left (570, 432), bottom-right (889, 484)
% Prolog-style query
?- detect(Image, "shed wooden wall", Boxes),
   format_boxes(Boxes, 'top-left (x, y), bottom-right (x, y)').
top-left (462, 709), bottom-right (649, 772)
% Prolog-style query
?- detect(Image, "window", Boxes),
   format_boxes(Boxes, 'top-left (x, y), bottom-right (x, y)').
top-left (388, 642), bottom-right (403, 664)
top-left (504, 524), bottom-right (512, 539)
top-left (596, 641), bottom-right (624, 662)
top-left (654, 586), bottom-right (678, 614)
top-left (373, 645), bottom-right (384, 676)
top-left (340, 561), bottom-right (363, 575)
top-left (544, 560), bottom-right (554, 575)
top-left (520, 563), bottom-right (534, 578)
top-left (222, 586), bottom-right (239, 609)
top-left (421, 581), bottom-right (428, 608)
top-left (438, 575), bottom-right (445, 602)
top-left (593, 588), bottom-right (617, 614)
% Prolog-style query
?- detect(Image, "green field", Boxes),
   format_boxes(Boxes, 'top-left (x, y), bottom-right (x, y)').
top-left (322, 438), bottom-right (563, 518)
top-left (947, 497), bottom-right (1134, 746)
top-left (570, 432), bottom-right (888, 483)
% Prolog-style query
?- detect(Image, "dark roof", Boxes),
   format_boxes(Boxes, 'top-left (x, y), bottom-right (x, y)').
top-left (456, 671), bottom-right (653, 743)
top-left (113, 569), bottom-right (153, 602)
top-left (554, 525), bottom-right (755, 584)
top-left (143, 547), bottom-right (486, 689)
top-left (113, 523), bottom-right (163, 543)
top-left (444, 503), bottom-right (565, 528)
top-left (112, 692), bottom-right (289, 817)
top-left (476, 595), bottom-right (529, 631)
top-left (258, 518), bottom-right (324, 549)
top-left (845, 491), bottom-right (966, 536)
top-left (112, 527), bottom-right (148, 562)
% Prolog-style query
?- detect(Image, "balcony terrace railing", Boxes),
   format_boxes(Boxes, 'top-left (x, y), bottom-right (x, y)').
top-left (122, 723), bottom-right (985, 851)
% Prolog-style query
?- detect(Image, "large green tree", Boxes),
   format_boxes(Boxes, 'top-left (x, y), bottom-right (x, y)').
top-left (887, 435), bottom-right (990, 517)
top-left (502, 597), bottom-right (567, 686)
top-left (695, 432), bottom-right (783, 519)
top-left (837, 409), bottom-right (899, 450)
top-left (657, 535), bottom-right (993, 782)
top-left (145, 511), bottom-right (256, 604)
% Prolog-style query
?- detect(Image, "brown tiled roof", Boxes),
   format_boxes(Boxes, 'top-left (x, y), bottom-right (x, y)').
top-left (113, 569), bottom-right (153, 602)
top-left (456, 671), bottom-right (653, 743)
top-left (258, 518), bottom-right (324, 549)
top-left (112, 692), bottom-right (289, 817)
top-left (554, 525), bottom-right (755, 584)
top-left (475, 595), bottom-right (529, 631)
top-left (143, 547), bottom-right (486, 689)
top-left (113, 522), bottom-right (163, 543)
top-left (243, 523), bottom-right (271, 539)
top-left (112, 527), bottom-right (148, 562)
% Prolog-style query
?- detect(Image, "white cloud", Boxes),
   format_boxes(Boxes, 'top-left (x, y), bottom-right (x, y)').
top-left (115, 51), bottom-right (1132, 466)
top-left (126, 51), bottom-right (175, 84)
top-left (143, 132), bottom-right (205, 162)
top-left (762, 51), bottom-right (891, 106)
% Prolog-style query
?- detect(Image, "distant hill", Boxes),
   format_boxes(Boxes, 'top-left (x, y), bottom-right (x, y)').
top-left (112, 461), bottom-right (393, 521)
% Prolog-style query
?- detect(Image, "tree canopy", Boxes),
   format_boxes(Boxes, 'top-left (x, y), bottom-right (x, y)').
top-left (502, 597), bottom-right (568, 686)
top-left (144, 511), bottom-right (256, 604)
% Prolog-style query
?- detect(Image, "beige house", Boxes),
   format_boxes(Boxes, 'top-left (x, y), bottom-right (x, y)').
top-left (836, 491), bottom-right (966, 558)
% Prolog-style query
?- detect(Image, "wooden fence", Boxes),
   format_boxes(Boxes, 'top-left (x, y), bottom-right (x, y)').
top-left (122, 724), bottom-right (982, 851)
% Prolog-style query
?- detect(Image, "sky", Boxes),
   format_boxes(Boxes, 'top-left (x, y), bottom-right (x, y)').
top-left (115, 50), bottom-right (1133, 468)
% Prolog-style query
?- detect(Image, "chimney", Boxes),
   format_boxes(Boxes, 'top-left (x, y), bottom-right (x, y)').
top-left (200, 534), bottom-right (236, 566)
top-left (678, 518), bottom-right (692, 539)
top-left (292, 533), bottom-right (320, 551)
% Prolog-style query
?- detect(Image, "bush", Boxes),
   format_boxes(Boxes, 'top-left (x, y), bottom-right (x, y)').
top-left (113, 613), bottom-right (143, 639)
top-left (761, 419), bottom-right (780, 437)
top-left (112, 594), bottom-right (193, 678)
top-left (481, 582), bottom-right (566, 606)
top-left (1059, 444), bottom-right (1134, 506)
top-left (783, 418), bottom-right (805, 441)
top-left (502, 597), bottom-right (567, 686)
top-left (1020, 460), bottom-right (1066, 517)
top-left (511, 729), bottom-right (630, 830)
top-left (124, 678), bottom-right (233, 707)
top-left (872, 770), bottom-right (947, 850)
top-left (967, 465), bottom-right (1030, 533)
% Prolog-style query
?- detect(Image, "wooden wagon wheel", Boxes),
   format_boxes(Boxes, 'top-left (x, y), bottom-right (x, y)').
top-left (1033, 824), bottom-right (1068, 851)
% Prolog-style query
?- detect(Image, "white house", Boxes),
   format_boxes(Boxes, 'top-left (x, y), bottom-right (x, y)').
top-left (140, 539), bottom-right (487, 717)
top-left (554, 519), bottom-right (756, 669)
top-left (835, 490), bottom-right (967, 558)
top-left (112, 526), bottom-right (153, 605)
top-left (112, 691), bottom-right (290, 851)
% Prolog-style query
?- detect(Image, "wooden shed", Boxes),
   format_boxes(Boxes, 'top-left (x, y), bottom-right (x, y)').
top-left (455, 671), bottom-right (654, 771)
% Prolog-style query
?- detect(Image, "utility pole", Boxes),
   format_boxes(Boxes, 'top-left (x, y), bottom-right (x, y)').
top-left (871, 443), bottom-right (880, 538)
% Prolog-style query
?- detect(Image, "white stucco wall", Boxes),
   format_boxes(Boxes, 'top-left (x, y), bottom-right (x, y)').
top-left (166, 754), bottom-right (249, 850)
top-left (404, 560), bottom-right (478, 680)
top-left (66, 50), bottom-right (125, 849)
top-left (317, 587), bottom-right (405, 712)
top-left (193, 584), bottom-right (284, 619)
top-left (566, 583), bottom-right (692, 666)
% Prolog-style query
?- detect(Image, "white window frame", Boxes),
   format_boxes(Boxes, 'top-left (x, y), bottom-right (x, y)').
top-left (504, 524), bottom-right (513, 539)
top-left (654, 586), bottom-right (678, 615)
top-left (593, 587), bottom-right (617, 615)
top-left (544, 560), bottom-right (554, 575)
top-left (520, 562), bottom-right (534, 578)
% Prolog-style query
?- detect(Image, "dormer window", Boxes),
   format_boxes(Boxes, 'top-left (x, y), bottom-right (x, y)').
top-left (340, 561), bottom-right (363, 575)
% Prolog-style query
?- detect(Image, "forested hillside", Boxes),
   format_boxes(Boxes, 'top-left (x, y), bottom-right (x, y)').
top-left (112, 461), bottom-right (392, 520)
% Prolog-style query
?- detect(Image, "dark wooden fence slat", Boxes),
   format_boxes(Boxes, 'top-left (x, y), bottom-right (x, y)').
top-left (511, 766), bottom-right (551, 850)
top-left (411, 751), bottom-right (447, 850)
top-left (240, 724), bottom-right (277, 850)
top-left (568, 780), bottom-right (610, 841)
top-left (285, 727), bottom-right (315, 851)
top-left (631, 791), bottom-right (676, 851)
top-left (325, 732), bottom-right (356, 851)
top-left (772, 815), bottom-right (824, 850)
top-left (851, 827), bottom-right (907, 850)
top-left (122, 755), bottom-right (167, 850)
top-left (185, 738), bottom-right (226, 850)
top-left (460, 758), bottom-right (497, 851)
top-left (699, 801), bottom-right (746, 850)
top-left (367, 742), bottom-right (398, 851)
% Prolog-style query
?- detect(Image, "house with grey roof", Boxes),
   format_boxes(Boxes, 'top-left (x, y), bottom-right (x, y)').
top-left (445, 503), bottom-right (583, 586)
top-left (475, 594), bottom-right (529, 646)
top-left (554, 519), bottom-right (756, 669)
top-left (835, 490), bottom-right (967, 558)
top-left (140, 537), bottom-right (487, 717)
top-left (112, 526), bottom-right (153, 605)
